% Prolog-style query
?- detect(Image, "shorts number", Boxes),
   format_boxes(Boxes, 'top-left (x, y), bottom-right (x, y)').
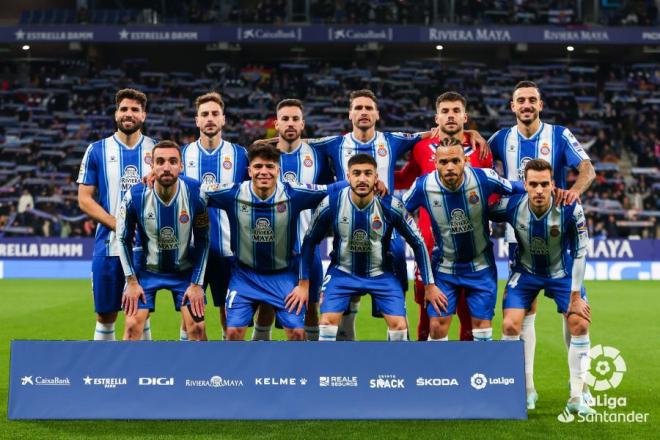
top-left (226, 289), bottom-right (238, 308)
top-left (508, 272), bottom-right (521, 288)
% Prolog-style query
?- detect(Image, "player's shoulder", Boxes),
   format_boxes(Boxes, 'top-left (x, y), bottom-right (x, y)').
top-left (202, 181), bottom-right (235, 194)
top-left (385, 130), bottom-right (420, 141)
top-left (128, 181), bottom-right (147, 198)
top-left (487, 127), bottom-right (511, 144)
top-left (142, 135), bottom-right (158, 148)
top-left (180, 175), bottom-right (201, 191)
top-left (381, 194), bottom-right (406, 213)
top-left (307, 135), bottom-right (342, 145)
top-left (285, 180), bottom-right (324, 193)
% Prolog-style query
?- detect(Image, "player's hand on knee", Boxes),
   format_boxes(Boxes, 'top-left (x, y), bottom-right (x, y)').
top-left (122, 279), bottom-right (145, 317)
top-left (183, 284), bottom-right (205, 318)
top-left (424, 284), bottom-right (448, 314)
top-left (567, 292), bottom-right (591, 323)
top-left (285, 285), bottom-right (309, 315)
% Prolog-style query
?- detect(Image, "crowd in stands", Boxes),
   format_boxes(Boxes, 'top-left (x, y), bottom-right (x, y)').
top-left (17, 0), bottom-right (659, 26)
top-left (0, 58), bottom-right (657, 239)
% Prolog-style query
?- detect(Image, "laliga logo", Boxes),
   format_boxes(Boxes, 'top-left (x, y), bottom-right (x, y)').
top-left (470, 373), bottom-right (487, 390)
top-left (586, 345), bottom-right (627, 391)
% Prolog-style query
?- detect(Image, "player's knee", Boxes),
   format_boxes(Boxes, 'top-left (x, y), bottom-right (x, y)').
top-left (187, 322), bottom-right (206, 341)
top-left (97, 312), bottom-right (117, 324)
top-left (389, 319), bottom-right (407, 331)
top-left (568, 316), bottom-right (589, 336)
top-left (287, 328), bottom-right (305, 341)
top-left (502, 318), bottom-right (521, 336)
top-left (123, 323), bottom-right (143, 340)
top-left (226, 327), bottom-right (245, 340)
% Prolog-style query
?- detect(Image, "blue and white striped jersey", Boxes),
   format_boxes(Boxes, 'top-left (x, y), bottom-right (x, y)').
top-left (279, 141), bottom-right (333, 251)
top-left (308, 131), bottom-right (422, 191)
top-left (490, 195), bottom-right (589, 290)
top-left (301, 187), bottom-right (433, 284)
top-left (77, 134), bottom-right (156, 256)
top-left (488, 122), bottom-right (589, 188)
top-left (116, 176), bottom-right (209, 285)
top-left (488, 122), bottom-right (590, 243)
top-left (403, 167), bottom-right (523, 275)
top-left (181, 139), bottom-right (248, 257)
top-left (202, 180), bottom-right (346, 272)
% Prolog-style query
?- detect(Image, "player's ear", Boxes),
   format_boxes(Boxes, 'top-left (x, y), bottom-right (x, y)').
top-left (510, 99), bottom-right (515, 113)
top-left (538, 99), bottom-right (544, 112)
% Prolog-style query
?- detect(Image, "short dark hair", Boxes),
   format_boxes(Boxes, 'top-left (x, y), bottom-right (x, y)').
top-left (349, 89), bottom-right (378, 109)
top-left (524, 159), bottom-right (553, 178)
top-left (195, 92), bottom-right (224, 112)
top-left (348, 153), bottom-right (377, 169)
top-left (437, 137), bottom-right (463, 148)
top-left (435, 91), bottom-right (467, 110)
top-left (115, 88), bottom-right (147, 111)
top-left (513, 81), bottom-right (541, 98)
top-left (152, 140), bottom-right (181, 160)
top-left (248, 143), bottom-right (281, 164)
top-left (276, 98), bottom-right (304, 113)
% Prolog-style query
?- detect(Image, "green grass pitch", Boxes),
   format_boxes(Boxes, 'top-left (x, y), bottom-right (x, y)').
top-left (1, 279), bottom-right (657, 439)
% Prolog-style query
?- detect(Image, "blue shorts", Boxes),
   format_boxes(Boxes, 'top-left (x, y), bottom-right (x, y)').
top-left (91, 256), bottom-right (124, 314)
top-left (137, 270), bottom-right (204, 311)
top-left (204, 253), bottom-right (233, 307)
top-left (503, 270), bottom-right (588, 313)
top-left (225, 264), bottom-right (304, 329)
top-left (308, 248), bottom-right (323, 304)
top-left (321, 266), bottom-right (406, 317)
top-left (429, 267), bottom-right (497, 320)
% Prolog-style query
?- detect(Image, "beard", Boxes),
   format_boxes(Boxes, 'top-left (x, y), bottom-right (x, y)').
top-left (518, 110), bottom-right (538, 126)
top-left (202, 127), bottom-right (220, 138)
top-left (117, 118), bottom-right (143, 135)
top-left (441, 125), bottom-right (461, 136)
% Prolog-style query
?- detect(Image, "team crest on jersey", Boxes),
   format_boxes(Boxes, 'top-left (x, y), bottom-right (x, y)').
top-left (468, 191), bottom-right (480, 205)
top-left (276, 203), bottom-right (287, 213)
top-left (179, 210), bottom-right (190, 224)
top-left (158, 227), bottom-right (179, 250)
top-left (449, 209), bottom-right (474, 234)
top-left (349, 229), bottom-right (371, 252)
top-left (540, 143), bottom-right (550, 156)
top-left (202, 172), bottom-right (217, 184)
top-left (222, 157), bottom-right (233, 170)
top-left (371, 215), bottom-right (382, 230)
top-left (550, 225), bottom-right (560, 237)
top-left (377, 145), bottom-right (387, 157)
top-left (303, 155), bottom-right (313, 167)
top-left (253, 218), bottom-right (274, 242)
top-left (144, 152), bottom-right (152, 165)
top-left (121, 165), bottom-right (140, 192)
top-left (530, 237), bottom-right (549, 255)
top-left (283, 171), bottom-right (297, 182)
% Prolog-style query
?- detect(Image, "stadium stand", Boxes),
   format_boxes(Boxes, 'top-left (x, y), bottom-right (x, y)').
top-left (16, 0), bottom-right (658, 26)
top-left (0, 57), bottom-right (657, 239)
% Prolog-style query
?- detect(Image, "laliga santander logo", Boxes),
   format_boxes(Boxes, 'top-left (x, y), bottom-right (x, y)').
top-left (470, 373), bottom-right (487, 390)
top-left (586, 344), bottom-right (627, 391)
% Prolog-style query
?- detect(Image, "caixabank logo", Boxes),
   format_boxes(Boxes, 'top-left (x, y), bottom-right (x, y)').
top-left (557, 345), bottom-right (649, 424)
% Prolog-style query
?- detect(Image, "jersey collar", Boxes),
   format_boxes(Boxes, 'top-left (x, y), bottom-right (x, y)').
top-left (516, 121), bottom-right (544, 141)
top-left (113, 133), bottom-right (144, 150)
top-left (196, 139), bottom-right (224, 156)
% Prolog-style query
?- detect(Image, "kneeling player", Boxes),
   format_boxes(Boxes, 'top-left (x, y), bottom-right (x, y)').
top-left (117, 141), bottom-right (210, 341)
top-left (294, 154), bottom-right (444, 341)
top-left (202, 144), bottom-right (344, 341)
top-left (491, 159), bottom-right (595, 416)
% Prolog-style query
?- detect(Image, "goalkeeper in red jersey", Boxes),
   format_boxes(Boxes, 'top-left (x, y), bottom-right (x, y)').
top-left (394, 91), bottom-right (494, 341)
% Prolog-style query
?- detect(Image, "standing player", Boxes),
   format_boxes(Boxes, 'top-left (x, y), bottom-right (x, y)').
top-left (394, 91), bottom-right (493, 341)
top-left (77, 88), bottom-right (156, 341)
top-left (202, 144), bottom-right (345, 341)
top-left (403, 138), bottom-right (524, 342)
top-left (181, 92), bottom-right (248, 341)
top-left (117, 141), bottom-right (209, 341)
top-left (252, 99), bottom-right (332, 341)
top-left (491, 159), bottom-right (595, 416)
top-left (307, 89), bottom-right (442, 340)
top-left (488, 80), bottom-right (595, 408)
top-left (295, 154), bottom-right (443, 341)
